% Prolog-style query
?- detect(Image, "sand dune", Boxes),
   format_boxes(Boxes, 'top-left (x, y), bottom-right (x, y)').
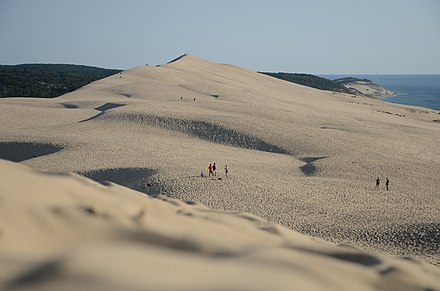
top-left (1, 160), bottom-right (440, 291)
top-left (0, 55), bottom-right (440, 288)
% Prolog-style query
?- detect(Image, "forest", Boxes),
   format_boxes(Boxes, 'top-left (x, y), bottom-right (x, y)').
top-left (260, 72), bottom-right (351, 94)
top-left (0, 64), bottom-right (121, 98)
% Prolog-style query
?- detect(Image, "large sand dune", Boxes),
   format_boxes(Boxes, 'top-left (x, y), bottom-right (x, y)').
top-left (1, 54), bottom-right (439, 282)
top-left (1, 160), bottom-right (440, 290)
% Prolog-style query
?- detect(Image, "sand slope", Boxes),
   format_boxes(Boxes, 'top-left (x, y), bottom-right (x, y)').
top-left (1, 160), bottom-right (440, 291)
top-left (0, 55), bottom-right (439, 268)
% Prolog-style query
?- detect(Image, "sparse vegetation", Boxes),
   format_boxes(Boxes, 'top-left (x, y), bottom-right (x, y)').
top-left (333, 77), bottom-right (372, 84)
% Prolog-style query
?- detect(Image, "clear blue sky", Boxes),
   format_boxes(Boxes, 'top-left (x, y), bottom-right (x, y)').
top-left (1, 0), bottom-right (439, 73)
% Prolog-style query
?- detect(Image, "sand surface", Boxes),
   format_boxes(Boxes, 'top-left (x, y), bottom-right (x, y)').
top-left (1, 55), bottom-right (440, 288)
top-left (1, 160), bottom-right (440, 290)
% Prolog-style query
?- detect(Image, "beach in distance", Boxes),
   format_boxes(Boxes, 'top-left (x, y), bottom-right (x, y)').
top-left (322, 74), bottom-right (440, 110)
top-left (1, 55), bottom-right (440, 290)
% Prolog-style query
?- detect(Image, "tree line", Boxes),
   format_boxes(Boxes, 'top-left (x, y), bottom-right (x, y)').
top-left (0, 64), bottom-right (121, 98)
top-left (259, 72), bottom-right (351, 94)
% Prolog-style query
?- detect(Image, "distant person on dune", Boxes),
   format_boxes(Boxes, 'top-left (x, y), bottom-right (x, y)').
top-left (213, 163), bottom-right (217, 176)
top-left (386, 178), bottom-right (390, 191)
top-left (208, 164), bottom-right (213, 177)
top-left (375, 177), bottom-right (380, 189)
top-left (224, 165), bottom-right (229, 178)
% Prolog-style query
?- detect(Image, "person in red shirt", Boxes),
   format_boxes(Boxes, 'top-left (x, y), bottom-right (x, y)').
top-left (208, 164), bottom-right (213, 177)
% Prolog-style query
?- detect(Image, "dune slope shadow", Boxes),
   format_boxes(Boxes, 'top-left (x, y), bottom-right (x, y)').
top-left (79, 167), bottom-right (159, 195)
top-left (0, 142), bottom-right (63, 162)
top-left (61, 103), bottom-right (79, 109)
top-left (80, 103), bottom-right (126, 123)
top-left (108, 114), bottom-right (289, 155)
top-left (363, 223), bottom-right (440, 257)
top-left (167, 53), bottom-right (187, 64)
top-left (300, 157), bottom-right (327, 176)
top-left (95, 103), bottom-right (125, 112)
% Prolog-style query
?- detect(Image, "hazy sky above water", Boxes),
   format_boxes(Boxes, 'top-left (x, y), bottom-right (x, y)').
top-left (1, 0), bottom-right (439, 73)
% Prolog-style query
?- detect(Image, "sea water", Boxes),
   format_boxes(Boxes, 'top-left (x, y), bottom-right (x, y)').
top-left (321, 74), bottom-right (440, 111)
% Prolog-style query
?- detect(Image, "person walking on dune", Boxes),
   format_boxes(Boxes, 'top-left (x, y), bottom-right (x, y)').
top-left (213, 163), bottom-right (217, 176)
top-left (386, 178), bottom-right (390, 191)
top-left (375, 177), bottom-right (380, 190)
top-left (224, 165), bottom-right (229, 178)
top-left (208, 163), bottom-right (213, 177)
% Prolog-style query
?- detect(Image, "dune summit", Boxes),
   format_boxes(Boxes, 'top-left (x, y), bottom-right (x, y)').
top-left (0, 55), bottom-right (439, 287)
top-left (1, 159), bottom-right (440, 291)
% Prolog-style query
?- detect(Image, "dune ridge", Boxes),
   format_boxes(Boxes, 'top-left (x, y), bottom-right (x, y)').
top-left (93, 112), bottom-right (290, 154)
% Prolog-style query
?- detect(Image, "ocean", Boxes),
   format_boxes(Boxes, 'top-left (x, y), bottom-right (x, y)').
top-left (321, 74), bottom-right (440, 111)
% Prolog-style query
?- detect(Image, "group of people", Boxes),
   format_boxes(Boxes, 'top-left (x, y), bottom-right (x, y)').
top-left (180, 96), bottom-right (196, 101)
top-left (375, 177), bottom-right (390, 191)
top-left (201, 163), bottom-right (229, 178)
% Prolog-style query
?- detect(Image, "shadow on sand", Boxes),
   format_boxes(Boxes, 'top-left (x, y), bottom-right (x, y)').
top-left (0, 142), bottom-right (63, 162)
top-left (79, 167), bottom-right (159, 195)
top-left (299, 157), bottom-right (327, 176)
top-left (79, 103), bottom-right (126, 123)
top-left (105, 114), bottom-right (290, 155)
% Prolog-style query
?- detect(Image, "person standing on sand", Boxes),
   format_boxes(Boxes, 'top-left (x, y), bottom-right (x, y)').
top-left (213, 163), bottom-right (217, 176)
top-left (208, 164), bottom-right (213, 177)
top-left (224, 165), bottom-right (229, 178)
top-left (386, 178), bottom-right (390, 191)
top-left (375, 177), bottom-right (380, 189)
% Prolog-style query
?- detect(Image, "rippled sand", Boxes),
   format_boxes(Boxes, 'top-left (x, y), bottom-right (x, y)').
top-left (1, 55), bottom-right (439, 271)
top-left (1, 160), bottom-right (440, 291)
